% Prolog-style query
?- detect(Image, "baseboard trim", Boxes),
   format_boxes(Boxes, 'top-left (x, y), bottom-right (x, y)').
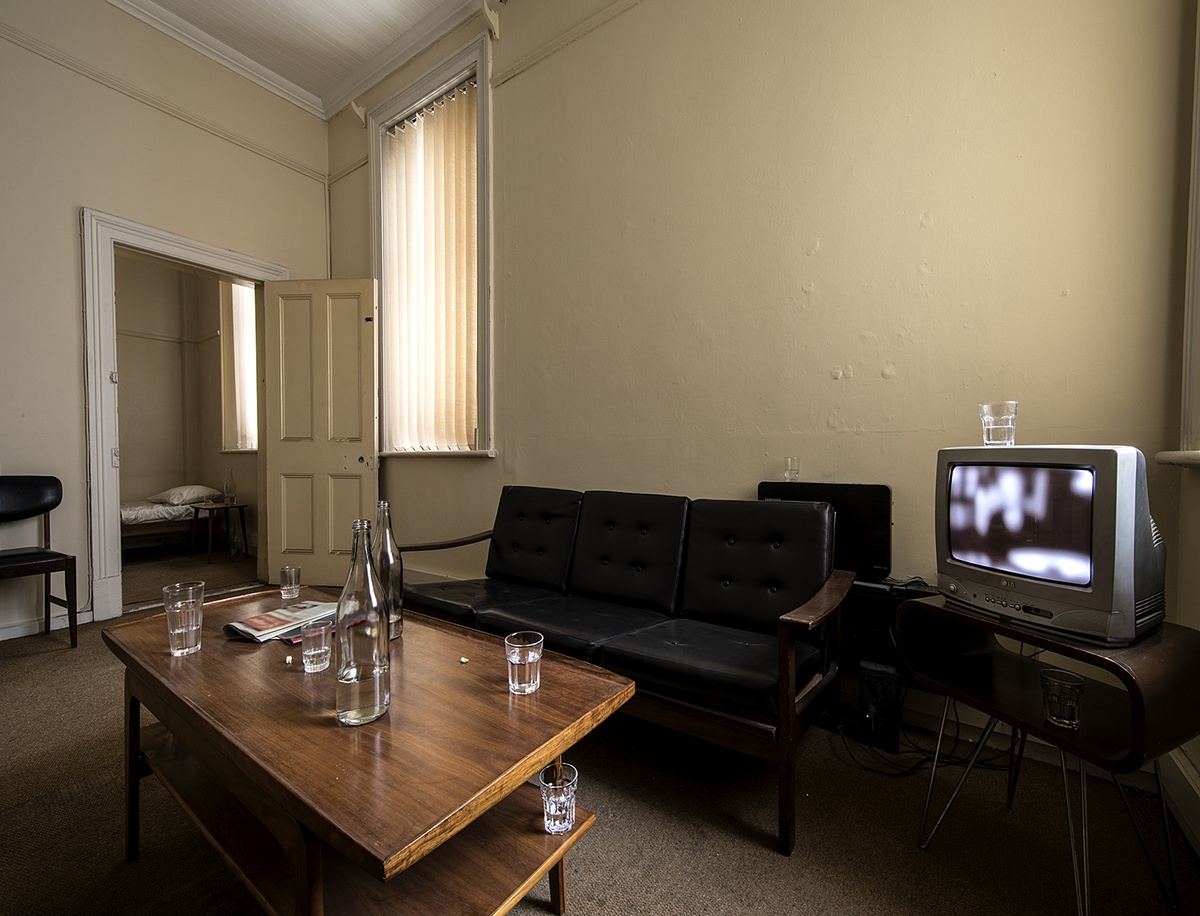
top-left (0, 610), bottom-right (94, 642)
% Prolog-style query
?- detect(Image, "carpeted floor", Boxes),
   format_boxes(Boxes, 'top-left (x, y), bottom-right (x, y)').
top-left (121, 544), bottom-right (262, 608)
top-left (1, 612), bottom-right (1197, 916)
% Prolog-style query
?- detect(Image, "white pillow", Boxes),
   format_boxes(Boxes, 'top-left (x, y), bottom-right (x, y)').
top-left (146, 485), bottom-right (222, 506)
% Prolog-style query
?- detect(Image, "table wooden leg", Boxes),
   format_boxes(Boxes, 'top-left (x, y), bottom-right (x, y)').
top-left (206, 511), bottom-right (215, 563)
top-left (124, 672), bottom-right (142, 862)
top-left (189, 507), bottom-right (199, 557)
top-left (286, 828), bottom-right (325, 916)
top-left (548, 859), bottom-right (566, 915)
top-left (236, 506), bottom-right (247, 557)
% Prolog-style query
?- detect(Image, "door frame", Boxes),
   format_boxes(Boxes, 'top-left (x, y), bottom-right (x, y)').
top-left (81, 208), bottom-right (289, 621)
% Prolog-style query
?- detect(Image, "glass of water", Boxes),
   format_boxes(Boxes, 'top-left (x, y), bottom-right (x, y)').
top-left (979, 400), bottom-right (1018, 446)
top-left (300, 620), bottom-right (332, 673)
top-left (163, 581), bottom-right (204, 657)
top-left (504, 631), bottom-right (544, 695)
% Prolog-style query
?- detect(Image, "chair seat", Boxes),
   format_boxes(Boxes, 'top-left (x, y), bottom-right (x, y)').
top-left (0, 474), bottom-right (78, 648)
top-left (475, 596), bottom-right (670, 662)
top-left (402, 579), bottom-right (561, 626)
top-left (0, 546), bottom-right (74, 576)
top-left (600, 618), bottom-right (821, 719)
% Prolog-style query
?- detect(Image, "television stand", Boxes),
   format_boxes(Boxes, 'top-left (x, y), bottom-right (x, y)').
top-left (896, 596), bottom-right (1200, 915)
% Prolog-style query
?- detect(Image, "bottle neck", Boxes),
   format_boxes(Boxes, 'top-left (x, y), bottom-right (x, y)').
top-left (351, 520), bottom-right (372, 561)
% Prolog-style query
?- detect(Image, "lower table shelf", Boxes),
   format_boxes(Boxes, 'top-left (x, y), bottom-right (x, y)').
top-left (141, 724), bottom-right (595, 916)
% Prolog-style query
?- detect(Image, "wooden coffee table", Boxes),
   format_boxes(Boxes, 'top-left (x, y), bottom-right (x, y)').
top-left (102, 586), bottom-right (634, 916)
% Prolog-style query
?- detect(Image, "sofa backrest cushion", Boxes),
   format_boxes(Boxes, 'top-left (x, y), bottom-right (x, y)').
top-left (484, 486), bottom-right (584, 591)
top-left (679, 498), bottom-right (834, 634)
top-left (567, 490), bottom-right (689, 615)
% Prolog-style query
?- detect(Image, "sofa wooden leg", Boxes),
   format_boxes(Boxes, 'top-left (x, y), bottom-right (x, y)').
top-left (778, 748), bottom-right (796, 855)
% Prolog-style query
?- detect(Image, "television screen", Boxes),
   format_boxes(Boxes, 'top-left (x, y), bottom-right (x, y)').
top-left (947, 464), bottom-right (1094, 588)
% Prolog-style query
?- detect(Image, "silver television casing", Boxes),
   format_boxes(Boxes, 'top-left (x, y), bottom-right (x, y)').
top-left (934, 445), bottom-right (1165, 646)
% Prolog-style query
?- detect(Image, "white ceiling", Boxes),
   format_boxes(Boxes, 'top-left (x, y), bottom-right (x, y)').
top-left (106, 0), bottom-right (483, 119)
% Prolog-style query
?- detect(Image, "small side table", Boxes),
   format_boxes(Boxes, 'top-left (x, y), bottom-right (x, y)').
top-left (897, 596), bottom-right (1200, 915)
top-left (189, 501), bottom-right (248, 563)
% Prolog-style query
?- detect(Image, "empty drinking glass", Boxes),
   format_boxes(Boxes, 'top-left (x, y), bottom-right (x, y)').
top-left (280, 566), bottom-right (301, 601)
top-left (539, 762), bottom-right (578, 835)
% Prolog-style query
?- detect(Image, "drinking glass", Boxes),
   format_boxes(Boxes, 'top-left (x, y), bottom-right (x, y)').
top-left (539, 762), bottom-right (578, 835)
top-left (504, 631), bottom-right (544, 695)
top-left (280, 566), bottom-right (301, 601)
top-left (163, 581), bottom-right (204, 657)
top-left (301, 620), bottom-right (331, 673)
top-left (979, 400), bottom-right (1018, 446)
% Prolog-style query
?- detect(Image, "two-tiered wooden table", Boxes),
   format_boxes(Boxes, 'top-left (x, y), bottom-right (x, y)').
top-left (102, 587), bottom-right (634, 916)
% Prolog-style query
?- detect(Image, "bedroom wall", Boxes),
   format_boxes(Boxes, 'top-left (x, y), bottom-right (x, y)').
top-left (0, 0), bottom-right (327, 637)
top-left (194, 275), bottom-right (260, 553)
top-left (115, 252), bottom-right (191, 500)
top-left (329, 0), bottom-right (1194, 595)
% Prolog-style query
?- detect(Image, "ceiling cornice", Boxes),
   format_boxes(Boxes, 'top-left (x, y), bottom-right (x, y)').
top-left (322, 0), bottom-right (480, 119)
top-left (106, 0), bottom-right (325, 117)
top-left (106, 0), bottom-right (483, 121)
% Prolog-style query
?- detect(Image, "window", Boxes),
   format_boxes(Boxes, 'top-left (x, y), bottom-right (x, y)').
top-left (371, 38), bottom-right (492, 454)
top-left (221, 281), bottom-right (258, 451)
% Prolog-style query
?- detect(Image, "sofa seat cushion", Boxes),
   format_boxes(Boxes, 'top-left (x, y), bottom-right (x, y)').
top-left (599, 618), bottom-right (821, 719)
top-left (403, 579), bottom-right (560, 626)
top-left (475, 596), bottom-right (670, 662)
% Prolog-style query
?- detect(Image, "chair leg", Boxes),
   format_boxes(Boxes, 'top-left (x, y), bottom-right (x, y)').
top-left (66, 556), bottom-right (78, 648)
top-left (43, 571), bottom-right (52, 638)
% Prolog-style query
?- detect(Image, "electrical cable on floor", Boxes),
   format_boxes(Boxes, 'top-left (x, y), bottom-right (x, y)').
top-left (836, 690), bottom-right (1022, 778)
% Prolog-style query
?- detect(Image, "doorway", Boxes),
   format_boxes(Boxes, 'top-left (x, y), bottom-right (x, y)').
top-left (82, 208), bottom-right (290, 621)
top-left (113, 248), bottom-right (261, 608)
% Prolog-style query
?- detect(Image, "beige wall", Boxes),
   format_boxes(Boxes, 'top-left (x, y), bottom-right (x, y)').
top-left (0, 0), bottom-right (325, 634)
top-left (331, 0), bottom-right (1195, 590)
top-left (1, 0), bottom-right (1196, 637)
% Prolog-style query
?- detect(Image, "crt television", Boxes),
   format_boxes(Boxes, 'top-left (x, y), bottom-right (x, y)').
top-left (934, 445), bottom-right (1165, 645)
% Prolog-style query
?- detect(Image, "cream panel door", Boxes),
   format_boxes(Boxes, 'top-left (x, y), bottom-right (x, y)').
top-left (264, 279), bottom-right (378, 587)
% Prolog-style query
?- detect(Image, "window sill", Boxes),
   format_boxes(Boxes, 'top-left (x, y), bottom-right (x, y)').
top-left (1155, 450), bottom-right (1200, 468)
top-left (382, 448), bottom-right (497, 459)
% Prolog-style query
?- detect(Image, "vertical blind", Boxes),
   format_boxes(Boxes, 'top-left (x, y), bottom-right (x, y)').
top-left (381, 79), bottom-right (478, 452)
top-left (231, 283), bottom-right (258, 450)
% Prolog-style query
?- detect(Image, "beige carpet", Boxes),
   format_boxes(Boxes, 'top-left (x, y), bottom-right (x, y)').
top-left (2, 613), bottom-right (1197, 915)
top-left (121, 545), bottom-right (262, 607)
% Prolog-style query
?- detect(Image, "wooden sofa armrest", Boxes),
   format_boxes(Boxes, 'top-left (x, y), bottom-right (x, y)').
top-left (779, 569), bottom-right (855, 634)
top-left (397, 529), bottom-right (493, 553)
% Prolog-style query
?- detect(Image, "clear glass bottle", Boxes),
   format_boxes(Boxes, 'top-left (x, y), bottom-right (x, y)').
top-left (373, 500), bottom-right (404, 640)
top-left (335, 518), bottom-right (391, 726)
top-left (223, 467), bottom-right (236, 504)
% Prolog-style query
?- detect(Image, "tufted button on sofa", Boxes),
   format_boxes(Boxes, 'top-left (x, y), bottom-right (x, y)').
top-left (400, 485), bottom-right (853, 855)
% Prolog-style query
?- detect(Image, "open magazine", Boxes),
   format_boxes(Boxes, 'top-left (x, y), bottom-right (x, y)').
top-left (222, 600), bottom-right (337, 643)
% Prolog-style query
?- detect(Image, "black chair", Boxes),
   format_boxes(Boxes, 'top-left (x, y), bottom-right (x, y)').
top-left (0, 476), bottom-right (77, 647)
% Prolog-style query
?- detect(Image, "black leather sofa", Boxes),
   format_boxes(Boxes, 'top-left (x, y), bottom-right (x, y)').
top-left (401, 485), bottom-right (854, 855)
